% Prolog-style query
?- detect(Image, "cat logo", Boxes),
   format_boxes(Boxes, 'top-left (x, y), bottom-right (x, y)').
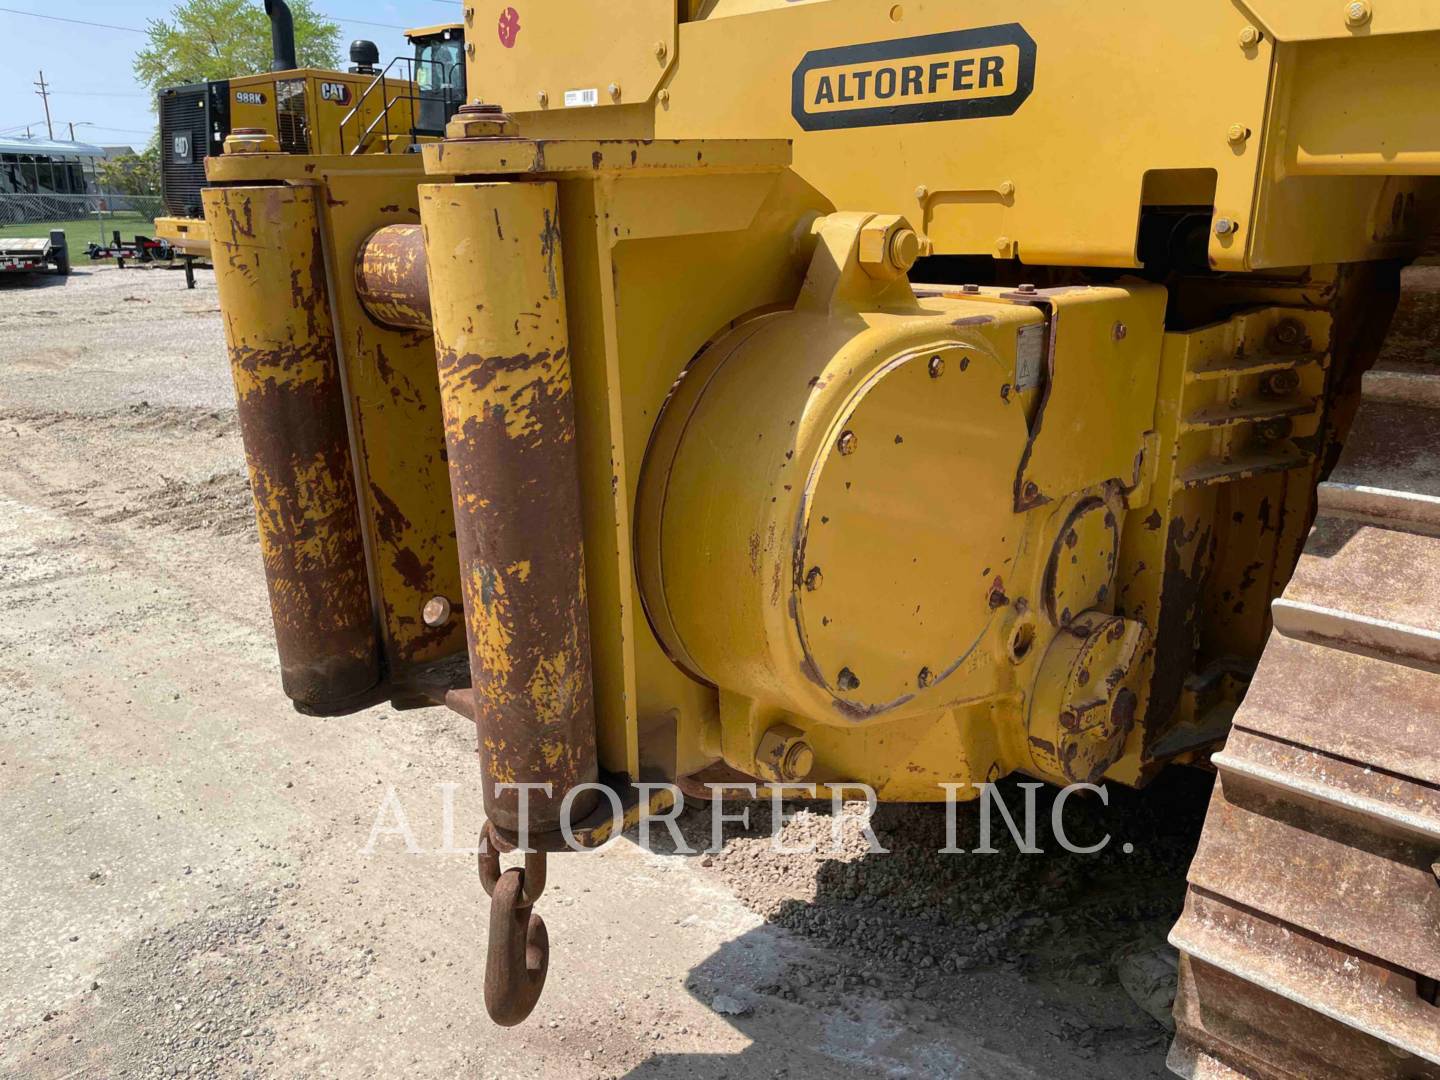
top-left (792, 24), bottom-right (1036, 131)
top-left (172, 134), bottom-right (192, 164)
top-left (320, 81), bottom-right (352, 105)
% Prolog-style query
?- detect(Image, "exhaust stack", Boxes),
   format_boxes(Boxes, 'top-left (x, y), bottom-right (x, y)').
top-left (264, 0), bottom-right (297, 72)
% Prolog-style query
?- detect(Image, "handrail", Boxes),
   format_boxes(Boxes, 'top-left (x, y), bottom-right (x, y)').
top-left (337, 56), bottom-right (464, 156)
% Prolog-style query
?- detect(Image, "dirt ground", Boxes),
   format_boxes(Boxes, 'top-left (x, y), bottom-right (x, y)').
top-left (0, 265), bottom-right (1212, 1079)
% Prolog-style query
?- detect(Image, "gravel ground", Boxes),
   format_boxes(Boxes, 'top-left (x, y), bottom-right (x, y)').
top-left (0, 264), bottom-right (1208, 1078)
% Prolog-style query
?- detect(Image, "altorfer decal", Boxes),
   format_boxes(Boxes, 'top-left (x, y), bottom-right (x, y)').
top-left (792, 24), bottom-right (1036, 131)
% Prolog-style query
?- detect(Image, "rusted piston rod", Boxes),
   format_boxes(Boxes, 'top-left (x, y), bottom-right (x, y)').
top-left (355, 223), bottom-right (432, 331)
top-left (418, 178), bottom-right (600, 1025)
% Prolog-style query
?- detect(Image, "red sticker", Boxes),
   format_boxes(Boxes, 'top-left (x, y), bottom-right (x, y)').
top-left (497, 7), bottom-right (521, 48)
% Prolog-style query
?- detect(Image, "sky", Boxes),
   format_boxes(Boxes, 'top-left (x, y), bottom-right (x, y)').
top-left (0, 1), bottom-right (461, 150)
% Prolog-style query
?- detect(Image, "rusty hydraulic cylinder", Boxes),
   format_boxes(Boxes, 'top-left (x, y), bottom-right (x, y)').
top-left (354, 223), bottom-right (432, 331)
top-left (419, 179), bottom-right (599, 836)
top-left (204, 184), bottom-right (380, 711)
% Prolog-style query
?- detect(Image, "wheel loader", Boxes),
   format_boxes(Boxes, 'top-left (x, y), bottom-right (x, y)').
top-left (155, 1), bottom-right (465, 259)
top-left (202, 2), bottom-right (1440, 1075)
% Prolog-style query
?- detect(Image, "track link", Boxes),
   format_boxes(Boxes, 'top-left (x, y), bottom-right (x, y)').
top-left (1169, 271), bottom-right (1440, 1079)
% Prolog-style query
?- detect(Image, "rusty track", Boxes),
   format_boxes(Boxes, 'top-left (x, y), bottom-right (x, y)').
top-left (1169, 269), bottom-right (1440, 1078)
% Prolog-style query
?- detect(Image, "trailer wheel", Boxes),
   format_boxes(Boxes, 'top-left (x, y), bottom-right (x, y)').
top-left (49, 230), bottom-right (70, 276)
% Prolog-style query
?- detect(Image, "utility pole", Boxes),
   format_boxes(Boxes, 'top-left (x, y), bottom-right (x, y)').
top-left (34, 70), bottom-right (53, 140)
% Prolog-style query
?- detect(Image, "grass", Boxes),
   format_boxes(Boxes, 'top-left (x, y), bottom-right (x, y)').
top-left (0, 214), bottom-right (160, 253)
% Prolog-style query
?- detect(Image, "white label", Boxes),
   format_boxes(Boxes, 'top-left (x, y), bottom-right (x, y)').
top-left (563, 88), bottom-right (600, 107)
top-left (1015, 324), bottom-right (1047, 391)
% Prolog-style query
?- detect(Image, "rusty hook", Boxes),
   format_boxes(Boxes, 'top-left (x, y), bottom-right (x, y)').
top-left (479, 821), bottom-right (549, 1026)
top-left (484, 866), bottom-right (549, 1025)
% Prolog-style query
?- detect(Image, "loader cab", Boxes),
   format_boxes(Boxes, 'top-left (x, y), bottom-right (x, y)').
top-left (407, 24), bottom-right (466, 136)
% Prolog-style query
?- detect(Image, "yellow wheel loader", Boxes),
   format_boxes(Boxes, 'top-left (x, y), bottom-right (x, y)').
top-left (155, 2), bottom-right (464, 259)
top-left (202, 3), bottom-right (1440, 1074)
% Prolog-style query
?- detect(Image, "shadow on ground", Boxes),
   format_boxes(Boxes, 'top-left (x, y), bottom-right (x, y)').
top-left (620, 768), bottom-right (1214, 1079)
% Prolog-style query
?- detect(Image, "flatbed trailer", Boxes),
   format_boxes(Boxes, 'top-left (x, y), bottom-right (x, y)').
top-left (0, 231), bottom-right (69, 277)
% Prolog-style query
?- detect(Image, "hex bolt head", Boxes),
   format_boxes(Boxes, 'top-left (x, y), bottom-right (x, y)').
top-left (1346, 1), bottom-right (1372, 27)
top-left (836, 667), bottom-right (861, 691)
top-left (1113, 321), bottom-right (1128, 341)
top-left (805, 567), bottom-right (823, 591)
top-left (654, 40), bottom-right (667, 60)
top-left (608, 82), bottom-right (621, 100)
top-left (1214, 217), bottom-right (1238, 237)
top-left (781, 741), bottom-right (815, 781)
top-left (1017, 283), bottom-right (1037, 294)
top-left (1263, 368), bottom-right (1302, 395)
top-left (1227, 123), bottom-right (1250, 145)
top-left (914, 184), bottom-right (929, 201)
top-left (537, 90), bottom-right (548, 106)
top-left (837, 430), bottom-right (858, 456)
top-left (928, 354), bottom-right (945, 378)
top-left (422, 595), bottom-right (452, 627)
top-left (961, 283), bottom-right (981, 294)
top-left (1271, 318), bottom-right (1307, 350)
top-left (1238, 25), bottom-right (1262, 47)
top-left (755, 724), bottom-right (814, 782)
top-left (998, 180), bottom-right (1016, 199)
top-left (995, 235), bottom-right (1012, 254)
top-left (1255, 417), bottom-right (1293, 443)
top-left (887, 227), bottom-right (920, 273)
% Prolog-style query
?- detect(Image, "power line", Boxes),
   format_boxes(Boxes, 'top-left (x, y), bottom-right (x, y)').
top-left (79, 125), bottom-right (157, 136)
top-left (52, 91), bottom-right (153, 99)
top-left (0, 6), bottom-right (410, 33)
top-left (0, 8), bottom-right (144, 32)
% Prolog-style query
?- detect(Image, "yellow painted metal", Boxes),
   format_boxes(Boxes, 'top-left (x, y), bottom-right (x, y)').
top-left (227, 69), bottom-right (414, 155)
top-left (206, 3), bottom-right (1440, 828)
top-left (203, 183), bottom-right (380, 710)
top-left (203, 123), bottom-right (1367, 801)
top-left (154, 215), bottom-right (211, 256)
top-left (422, 136), bottom-right (791, 177)
top-left (1277, 34), bottom-right (1440, 176)
top-left (405, 23), bottom-right (462, 41)
top-left (1107, 305), bottom-right (1333, 785)
top-left (419, 178), bottom-right (600, 831)
top-left (203, 156), bottom-right (467, 699)
top-left (471, 1), bottom-right (1440, 272)
top-left (353, 224), bottom-right (431, 330)
top-left (625, 208), bottom-right (1171, 795)
top-left (1001, 285), bottom-right (1167, 510)
top-left (1244, 1), bottom-right (1440, 40)
top-left (466, 0), bottom-right (675, 114)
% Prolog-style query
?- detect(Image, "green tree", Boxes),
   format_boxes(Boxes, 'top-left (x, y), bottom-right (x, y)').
top-left (97, 138), bottom-right (162, 196)
top-left (133, 0), bottom-right (341, 93)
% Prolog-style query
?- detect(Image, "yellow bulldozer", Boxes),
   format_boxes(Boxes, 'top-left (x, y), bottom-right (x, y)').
top-left (202, 2), bottom-right (1440, 1075)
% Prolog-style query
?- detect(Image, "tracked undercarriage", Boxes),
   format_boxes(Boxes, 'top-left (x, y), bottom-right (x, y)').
top-left (1171, 266), bottom-right (1440, 1079)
